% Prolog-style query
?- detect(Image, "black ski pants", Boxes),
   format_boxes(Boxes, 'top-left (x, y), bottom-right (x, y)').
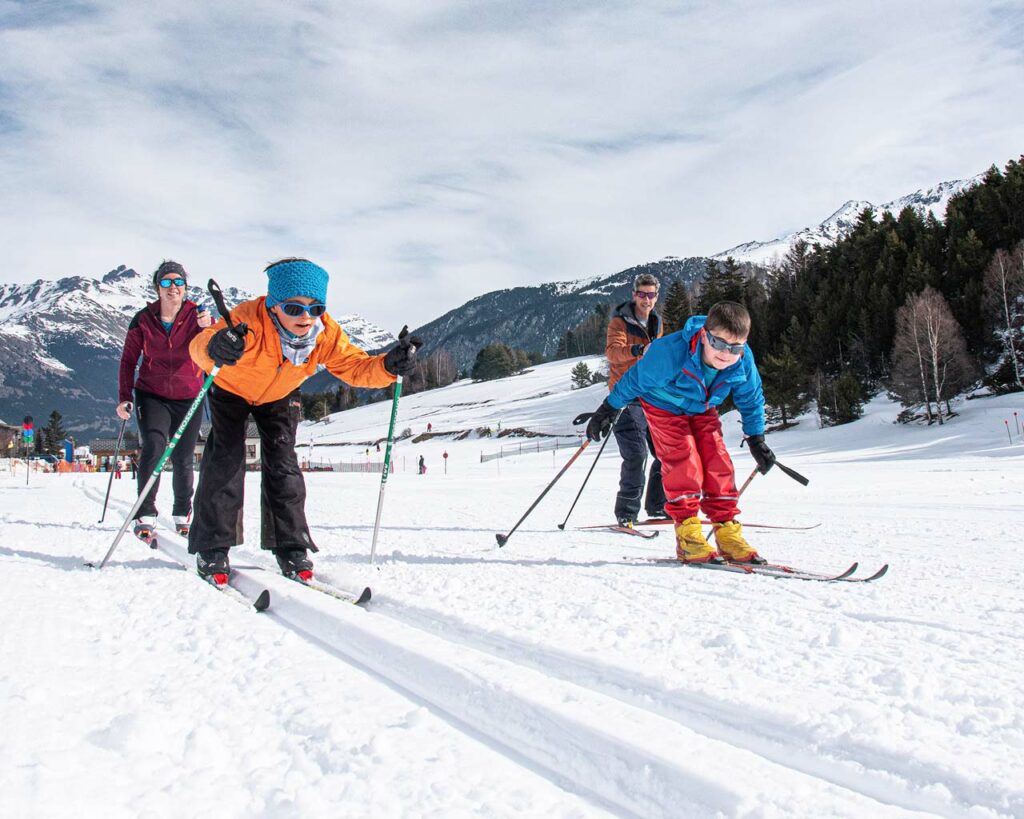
top-left (188, 385), bottom-right (316, 555)
top-left (612, 401), bottom-right (666, 521)
top-left (134, 388), bottom-right (203, 520)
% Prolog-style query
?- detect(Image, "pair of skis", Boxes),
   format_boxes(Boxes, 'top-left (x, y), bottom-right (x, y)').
top-left (130, 527), bottom-right (372, 610)
top-left (204, 571), bottom-right (372, 611)
top-left (578, 519), bottom-right (821, 540)
top-left (622, 556), bottom-right (888, 583)
top-left (579, 520), bottom-right (887, 583)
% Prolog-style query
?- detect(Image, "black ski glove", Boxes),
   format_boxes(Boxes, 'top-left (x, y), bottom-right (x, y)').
top-left (744, 434), bottom-right (776, 474)
top-left (578, 398), bottom-right (616, 442)
top-left (630, 343), bottom-right (645, 358)
top-left (207, 323), bottom-right (248, 366)
top-left (383, 325), bottom-right (424, 377)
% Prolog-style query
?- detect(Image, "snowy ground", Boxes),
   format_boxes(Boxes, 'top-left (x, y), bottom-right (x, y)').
top-left (3, 358), bottom-right (1024, 818)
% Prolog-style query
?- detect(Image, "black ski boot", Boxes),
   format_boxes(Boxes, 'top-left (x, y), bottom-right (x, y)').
top-left (275, 548), bottom-right (314, 582)
top-left (196, 548), bottom-right (231, 586)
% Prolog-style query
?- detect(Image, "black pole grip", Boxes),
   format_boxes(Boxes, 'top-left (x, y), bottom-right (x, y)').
top-left (207, 279), bottom-right (233, 329)
top-left (775, 460), bottom-right (809, 486)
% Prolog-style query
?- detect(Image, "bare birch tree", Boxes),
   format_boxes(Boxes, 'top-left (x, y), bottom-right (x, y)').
top-left (982, 242), bottom-right (1024, 391)
top-left (890, 287), bottom-right (974, 424)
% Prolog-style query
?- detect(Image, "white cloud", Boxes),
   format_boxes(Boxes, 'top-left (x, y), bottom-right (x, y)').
top-left (1, 0), bottom-right (1022, 329)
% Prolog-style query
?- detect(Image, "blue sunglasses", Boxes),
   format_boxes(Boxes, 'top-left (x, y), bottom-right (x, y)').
top-left (278, 301), bottom-right (327, 318)
top-left (158, 277), bottom-right (186, 288)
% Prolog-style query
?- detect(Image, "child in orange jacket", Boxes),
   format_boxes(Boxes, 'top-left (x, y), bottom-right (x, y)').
top-left (187, 258), bottom-right (421, 585)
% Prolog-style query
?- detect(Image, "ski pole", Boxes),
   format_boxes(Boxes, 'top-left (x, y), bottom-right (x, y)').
top-left (496, 438), bottom-right (591, 547)
top-left (89, 279), bottom-right (238, 569)
top-left (369, 326), bottom-right (418, 565)
top-left (98, 409), bottom-right (131, 523)
top-left (736, 465), bottom-right (759, 497)
top-left (369, 376), bottom-right (402, 565)
top-left (557, 407), bottom-right (625, 530)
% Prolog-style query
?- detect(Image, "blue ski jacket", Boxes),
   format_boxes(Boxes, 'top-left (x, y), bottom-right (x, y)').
top-left (607, 315), bottom-right (766, 436)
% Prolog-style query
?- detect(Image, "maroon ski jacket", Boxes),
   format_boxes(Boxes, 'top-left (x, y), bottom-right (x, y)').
top-left (118, 300), bottom-right (205, 403)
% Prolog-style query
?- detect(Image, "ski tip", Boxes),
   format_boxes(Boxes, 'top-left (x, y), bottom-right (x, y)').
top-left (355, 587), bottom-right (372, 606)
top-left (253, 589), bottom-right (271, 612)
top-left (495, 533), bottom-right (508, 547)
top-left (864, 564), bottom-right (889, 582)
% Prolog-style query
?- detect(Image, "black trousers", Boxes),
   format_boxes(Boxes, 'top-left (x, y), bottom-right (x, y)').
top-left (188, 385), bottom-right (316, 554)
top-left (134, 388), bottom-right (203, 519)
top-left (612, 401), bottom-right (666, 520)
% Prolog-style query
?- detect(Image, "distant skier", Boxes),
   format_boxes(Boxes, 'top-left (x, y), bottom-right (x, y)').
top-left (580, 301), bottom-right (775, 564)
top-left (418, 454), bottom-right (427, 474)
top-left (186, 258), bottom-right (421, 585)
top-left (116, 260), bottom-right (212, 542)
top-left (604, 272), bottom-right (667, 527)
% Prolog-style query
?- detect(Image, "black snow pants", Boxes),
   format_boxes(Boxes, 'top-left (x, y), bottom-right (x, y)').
top-left (612, 401), bottom-right (666, 521)
top-left (134, 388), bottom-right (203, 520)
top-left (188, 385), bottom-right (316, 554)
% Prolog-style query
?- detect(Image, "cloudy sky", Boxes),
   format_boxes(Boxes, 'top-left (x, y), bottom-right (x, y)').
top-left (1, 1), bottom-right (1022, 329)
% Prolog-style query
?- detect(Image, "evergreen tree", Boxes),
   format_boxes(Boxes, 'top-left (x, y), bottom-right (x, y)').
top-left (698, 257), bottom-right (745, 312)
top-left (570, 361), bottom-right (593, 389)
top-left (471, 343), bottom-right (524, 380)
top-left (661, 279), bottom-right (693, 334)
top-left (42, 410), bottom-right (67, 456)
top-left (760, 345), bottom-right (809, 426)
top-left (815, 371), bottom-right (865, 427)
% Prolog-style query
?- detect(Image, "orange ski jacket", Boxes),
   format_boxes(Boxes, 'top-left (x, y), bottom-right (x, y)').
top-left (605, 300), bottom-right (663, 390)
top-left (189, 297), bottom-right (395, 405)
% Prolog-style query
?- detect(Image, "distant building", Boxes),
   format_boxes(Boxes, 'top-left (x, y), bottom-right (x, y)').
top-left (89, 419), bottom-right (261, 470)
top-left (195, 420), bottom-right (261, 468)
top-left (0, 421), bottom-right (20, 454)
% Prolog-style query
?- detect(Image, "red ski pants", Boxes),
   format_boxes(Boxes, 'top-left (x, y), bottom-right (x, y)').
top-left (641, 402), bottom-right (739, 523)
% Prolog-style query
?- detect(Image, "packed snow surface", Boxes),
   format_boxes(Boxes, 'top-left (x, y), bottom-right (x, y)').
top-left (3, 356), bottom-right (1023, 818)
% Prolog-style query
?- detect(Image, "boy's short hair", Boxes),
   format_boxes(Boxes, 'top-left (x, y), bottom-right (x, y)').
top-left (633, 272), bottom-right (659, 292)
top-left (705, 301), bottom-right (751, 338)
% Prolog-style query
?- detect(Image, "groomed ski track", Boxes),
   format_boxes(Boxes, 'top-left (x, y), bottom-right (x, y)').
top-left (47, 478), bottom-right (1020, 818)
top-left (146, 529), bottom-right (935, 819)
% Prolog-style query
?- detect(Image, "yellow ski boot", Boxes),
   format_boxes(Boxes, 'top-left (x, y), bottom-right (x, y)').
top-left (675, 517), bottom-right (720, 563)
top-left (712, 520), bottom-right (764, 564)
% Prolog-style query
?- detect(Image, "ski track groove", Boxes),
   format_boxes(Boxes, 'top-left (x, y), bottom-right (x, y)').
top-left (367, 594), bottom-right (1008, 819)
top-left (80, 485), bottom-right (1006, 818)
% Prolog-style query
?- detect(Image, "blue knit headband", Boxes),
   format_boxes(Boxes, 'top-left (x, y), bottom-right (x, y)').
top-left (265, 260), bottom-right (329, 309)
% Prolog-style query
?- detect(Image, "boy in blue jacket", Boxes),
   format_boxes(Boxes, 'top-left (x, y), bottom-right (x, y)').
top-left (583, 302), bottom-right (776, 563)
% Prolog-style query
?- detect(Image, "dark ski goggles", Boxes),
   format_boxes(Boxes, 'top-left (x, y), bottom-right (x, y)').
top-left (279, 301), bottom-right (327, 318)
top-left (705, 330), bottom-right (745, 356)
top-left (158, 277), bottom-right (186, 288)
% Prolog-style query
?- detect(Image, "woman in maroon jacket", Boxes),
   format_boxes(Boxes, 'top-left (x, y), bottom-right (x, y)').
top-left (116, 260), bottom-right (211, 541)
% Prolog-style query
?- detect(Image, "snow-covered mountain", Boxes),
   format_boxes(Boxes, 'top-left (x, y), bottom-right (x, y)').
top-left (0, 265), bottom-right (394, 434)
top-left (713, 176), bottom-right (983, 265)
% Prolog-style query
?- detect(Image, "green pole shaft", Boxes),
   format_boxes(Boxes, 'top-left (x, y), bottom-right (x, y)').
top-left (369, 376), bottom-right (403, 564)
top-left (92, 368), bottom-right (218, 569)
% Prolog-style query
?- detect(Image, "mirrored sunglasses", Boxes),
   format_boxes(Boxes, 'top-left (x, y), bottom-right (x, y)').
top-left (634, 290), bottom-right (658, 300)
top-left (279, 301), bottom-right (327, 318)
top-left (705, 331), bottom-right (745, 356)
top-left (158, 277), bottom-right (187, 288)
